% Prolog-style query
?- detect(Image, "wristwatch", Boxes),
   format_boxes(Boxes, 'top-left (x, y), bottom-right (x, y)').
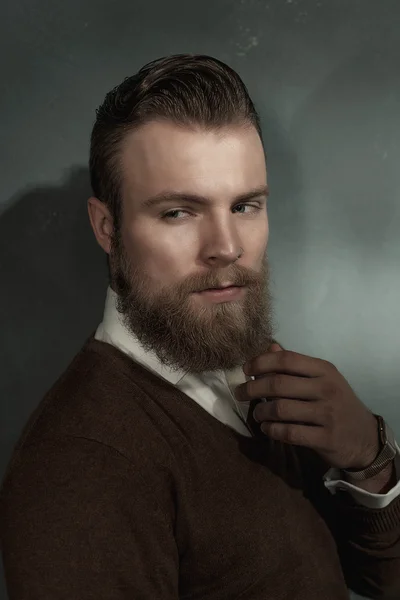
top-left (342, 414), bottom-right (397, 481)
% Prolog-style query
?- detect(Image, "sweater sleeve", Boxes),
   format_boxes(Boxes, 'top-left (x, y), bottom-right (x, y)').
top-left (296, 446), bottom-right (400, 600)
top-left (0, 436), bottom-right (180, 600)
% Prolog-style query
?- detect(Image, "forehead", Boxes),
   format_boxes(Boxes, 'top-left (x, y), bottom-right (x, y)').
top-left (119, 121), bottom-right (267, 205)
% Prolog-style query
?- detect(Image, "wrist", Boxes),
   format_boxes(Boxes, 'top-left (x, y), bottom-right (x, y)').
top-left (342, 414), bottom-right (397, 484)
top-left (344, 460), bottom-right (396, 494)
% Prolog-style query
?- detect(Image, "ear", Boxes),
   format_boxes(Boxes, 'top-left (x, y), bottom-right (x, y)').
top-left (88, 197), bottom-right (114, 254)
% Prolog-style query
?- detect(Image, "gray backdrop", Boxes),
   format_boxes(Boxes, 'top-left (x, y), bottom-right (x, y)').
top-left (1, 1), bottom-right (399, 599)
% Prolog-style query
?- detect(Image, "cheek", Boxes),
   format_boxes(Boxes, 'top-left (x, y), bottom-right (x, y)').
top-left (148, 251), bottom-right (189, 283)
top-left (248, 217), bottom-right (269, 261)
top-left (128, 229), bottom-right (196, 285)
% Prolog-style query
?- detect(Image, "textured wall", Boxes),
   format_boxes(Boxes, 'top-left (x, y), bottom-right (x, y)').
top-left (1, 1), bottom-right (399, 598)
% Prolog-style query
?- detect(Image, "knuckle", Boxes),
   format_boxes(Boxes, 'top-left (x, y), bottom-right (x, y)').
top-left (273, 400), bottom-right (287, 420)
top-left (270, 373), bottom-right (284, 396)
top-left (285, 426), bottom-right (298, 445)
top-left (276, 352), bottom-right (290, 372)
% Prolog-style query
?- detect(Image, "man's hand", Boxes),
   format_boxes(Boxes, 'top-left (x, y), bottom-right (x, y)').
top-left (235, 343), bottom-right (380, 471)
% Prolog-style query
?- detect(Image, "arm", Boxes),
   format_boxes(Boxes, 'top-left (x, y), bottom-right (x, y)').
top-left (0, 436), bottom-right (179, 599)
top-left (297, 445), bottom-right (400, 600)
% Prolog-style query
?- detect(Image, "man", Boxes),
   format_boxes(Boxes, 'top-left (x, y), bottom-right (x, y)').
top-left (1, 54), bottom-right (400, 599)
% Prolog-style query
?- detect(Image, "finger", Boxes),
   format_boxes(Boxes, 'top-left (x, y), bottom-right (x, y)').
top-left (244, 350), bottom-right (332, 379)
top-left (269, 342), bottom-right (283, 352)
top-left (236, 373), bottom-right (321, 402)
top-left (260, 421), bottom-right (326, 449)
top-left (253, 398), bottom-right (323, 426)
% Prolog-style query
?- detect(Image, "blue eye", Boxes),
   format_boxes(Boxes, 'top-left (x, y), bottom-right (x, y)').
top-left (233, 203), bottom-right (262, 214)
top-left (161, 203), bottom-right (263, 221)
top-left (161, 209), bottom-right (190, 220)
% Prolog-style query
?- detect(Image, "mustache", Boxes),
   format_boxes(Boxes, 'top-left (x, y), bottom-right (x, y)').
top-left (111, 238), bottom-right (268, 300)
top-left (186, 266), bottom-right (263, 294)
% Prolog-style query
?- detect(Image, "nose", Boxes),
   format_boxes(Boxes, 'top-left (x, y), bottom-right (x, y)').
top-left (200, 216), bottom-right (242, 268)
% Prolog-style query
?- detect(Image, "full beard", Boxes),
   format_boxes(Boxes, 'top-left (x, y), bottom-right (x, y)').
top-left (110, 237), bottom-right (276, 374)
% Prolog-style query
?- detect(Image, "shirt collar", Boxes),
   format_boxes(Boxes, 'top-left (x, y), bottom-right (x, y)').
top-left (95, 287), bottom-right (187, 386)
top-left (96, 287), bottom-right (249, 392)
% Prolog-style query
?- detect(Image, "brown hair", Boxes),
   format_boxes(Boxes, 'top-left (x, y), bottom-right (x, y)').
top-left (89, 53), bottom-right (263, 231)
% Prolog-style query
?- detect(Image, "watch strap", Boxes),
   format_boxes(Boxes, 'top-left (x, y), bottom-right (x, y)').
top-left (342, 415), bottom-right (397, 481)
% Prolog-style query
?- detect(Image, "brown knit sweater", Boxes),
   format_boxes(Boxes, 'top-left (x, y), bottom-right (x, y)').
top-left (1, 338), bottom-right (400, 600)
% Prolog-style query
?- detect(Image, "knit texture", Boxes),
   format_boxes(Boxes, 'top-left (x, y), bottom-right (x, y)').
top-left (1, 338), bottom-right (400, 599)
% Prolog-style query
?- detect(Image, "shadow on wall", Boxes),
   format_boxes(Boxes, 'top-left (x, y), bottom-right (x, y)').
top-left (0, 167), bottom-right (108, 478)
top-left (0, 114), bottom-right (306, 477)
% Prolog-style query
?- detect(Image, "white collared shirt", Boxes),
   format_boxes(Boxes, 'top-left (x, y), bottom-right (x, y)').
top-left (95, 287), bottom-right (400, 509)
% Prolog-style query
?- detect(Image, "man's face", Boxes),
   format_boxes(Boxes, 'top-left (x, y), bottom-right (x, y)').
top-left (111, 121), bottom-right (275, 373)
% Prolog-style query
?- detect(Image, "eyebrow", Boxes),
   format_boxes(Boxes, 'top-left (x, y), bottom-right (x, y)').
top-left (140, 184), bottom-right (269, 210)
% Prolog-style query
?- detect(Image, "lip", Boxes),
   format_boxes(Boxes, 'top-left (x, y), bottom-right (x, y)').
top-left (193, 285), bottom-right (245, 303)
top-left (196, 282), bottom-right (239, 292)
top-left (216, 282), bottom-right (236, 289)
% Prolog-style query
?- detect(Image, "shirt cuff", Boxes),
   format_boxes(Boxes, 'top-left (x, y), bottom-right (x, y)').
top-left (323, 441), bottom-right (400, 509)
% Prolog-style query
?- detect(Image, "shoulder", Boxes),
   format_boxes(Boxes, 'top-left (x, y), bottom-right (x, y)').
top-left (6, 338), bottom-right (176, 479)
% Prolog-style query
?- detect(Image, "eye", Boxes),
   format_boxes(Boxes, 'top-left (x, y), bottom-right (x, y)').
top-left (161, 209), bottom-right (191, 220)
top-left (233, 203), bottom-right (263, 214)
